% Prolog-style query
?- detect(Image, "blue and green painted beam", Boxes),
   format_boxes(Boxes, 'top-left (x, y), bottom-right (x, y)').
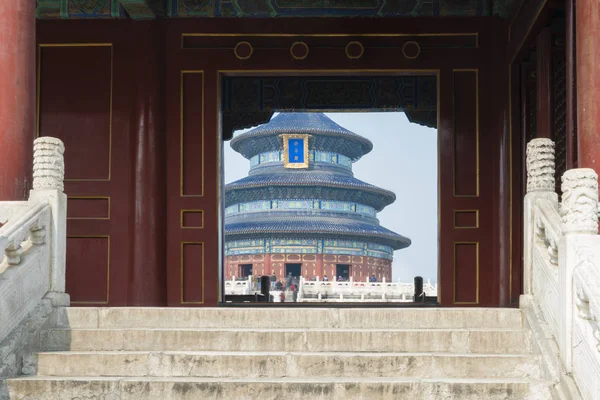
top-left (36, 0), bottom-right (517, 19)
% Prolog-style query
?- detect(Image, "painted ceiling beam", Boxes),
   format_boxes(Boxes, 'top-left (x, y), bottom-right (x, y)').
top-left (36, 0), bottom-right (63, 18)
top-left (120, 0), bottom-right (158, 20)
top-left (36, 0), bottom-right (122, 19)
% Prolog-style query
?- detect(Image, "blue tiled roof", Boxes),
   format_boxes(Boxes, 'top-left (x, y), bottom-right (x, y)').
top-left (225, 217), bottom-right (411, 250)
top-left (225, 170), bottom-right (396, 209)
top-left (230, 113), bottom-right (373, 160)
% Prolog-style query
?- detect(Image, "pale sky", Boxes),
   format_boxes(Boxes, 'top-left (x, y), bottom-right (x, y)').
top-left (224, 112), bottom-right (438, 283)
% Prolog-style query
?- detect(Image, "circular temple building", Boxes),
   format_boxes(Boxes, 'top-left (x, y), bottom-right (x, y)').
top-left (224, 113), bottom-right (411, 282)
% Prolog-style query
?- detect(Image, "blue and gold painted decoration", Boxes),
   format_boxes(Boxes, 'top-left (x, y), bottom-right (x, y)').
top-left (226, 238), bottom-right (394, 259)
top-left (223, 77), bottom-right (437, 130)
top-left (282, 134), bottom-right (310, 169)
top-left (37, 0), bottom-right (517, 18)
top-left (37, 0), bottom-right (122, 18)
top-left (250, 151), bottom-right (352, 170)
top-left (36, 0), bottom-right (136, 18)
top-left (225, 198), bottom-right (377, 217)
top-left (212, 0), bottom-right (507, 18)
top-left (168, 0), bottom-right (215, 16)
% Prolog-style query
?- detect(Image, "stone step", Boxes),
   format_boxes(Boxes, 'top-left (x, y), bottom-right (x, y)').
top-left (40, 328), bottom-right (532, 354)
top-left (6, 376), bottom-right (553, 400)
top-left (61, 307), bottom-right (523, 330)
top-left (35, 351), bottom-right (542, 379)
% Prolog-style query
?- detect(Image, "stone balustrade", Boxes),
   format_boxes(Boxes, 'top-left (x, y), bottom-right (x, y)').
top-left (524, 138), bottom-right (600, 399)
top-left (0, 137), bottom-right (68, 382)
top-left (223, 275), bottom-right (437, 302)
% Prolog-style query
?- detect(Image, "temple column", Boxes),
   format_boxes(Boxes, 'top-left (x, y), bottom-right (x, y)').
top-left (316, 255), bottom-right (324, 279)
top-left (264, 254), bottom-right (272, 276)
top-left (0, 0), bottom-right (36, 200)
top-left (576, 0), bottom-right (600, 175)
top-left (129, 22), bottom-right (167, 305)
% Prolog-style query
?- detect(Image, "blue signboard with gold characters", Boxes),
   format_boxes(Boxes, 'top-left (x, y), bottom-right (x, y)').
top-left (281, 134), bottom-right (310, 168)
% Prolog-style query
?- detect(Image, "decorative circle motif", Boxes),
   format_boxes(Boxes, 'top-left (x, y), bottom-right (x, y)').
top-left (290, 41), bottom-right (309, 60)
top-left (402, 41), bottom-right (421, 59)
top-left (345, 41), bottom-right (365, 60)
top-left (234, 41), bottom-right (253, 60)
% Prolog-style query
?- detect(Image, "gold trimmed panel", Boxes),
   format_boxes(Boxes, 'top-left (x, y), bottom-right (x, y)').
top-left (180, 209), bottom-right (205, 228)
top-left (281, 133), bottom-right (310, 168)
top-left (453, 209), bottom-right (479, 229)
top-left (452, 68), bottom-right (480, 198)
top-left (68, 235), bottom-right (110, 305)
top-left (37, 43), bottom-right (113, 182)
top-left (67, 196), bottom-right (111, 220)
top-left (453, 241), bottom-right (479, 304)
top-left (181, 241), bottom-right (205, 304)
top-left (180, 70), bottom-right (205, 197)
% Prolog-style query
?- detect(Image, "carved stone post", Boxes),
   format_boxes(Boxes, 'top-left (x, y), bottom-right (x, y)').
top-left (558, 167), bottom-right (600, 372)
top-left (29, 137), bottom-right (67, 295)
top-left (524, 139), bottom-right (558, 294)
top-left (561, 168), bottom-right (599, 235)
top-left (32, 137), bottom-right (65, 191)
top-left (526, 138), bottom-right (555, 193)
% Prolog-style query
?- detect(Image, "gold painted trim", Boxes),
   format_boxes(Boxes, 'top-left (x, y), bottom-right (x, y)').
top-left (437, 70), bottom-right (441, 304)
top-left (453, 241), bottom-right (479, 304)
top-left (453, 209), bottom-right (479, 229)
top-left (452, 68), bottom-right (480, 198)
top-left (181, 241), bottom-right (205, 304)
top-left (66, 196), bottom-right (111, 220)
top-left (234, 41), bottom-right (253, 60)
top-left (402, 41), bottom-right (421, 59)
top-left (180, 70), bottom-right (205, 197)
top-left (219, 68), bottom-right (439, 75)
top-left (345, 41), bottom-right (364, 60)
top-left (180, 209), bottom-right (205, 229)
top-left (290, 41), bottom-right (309, 60)
top-left (508, 64), bottom-right (513, 303)
top-left (217, 71), bottom-right (224, 302)
top-left (68, 234), bottom-right (110, 305)
top-left (281, 133), bottom-right (310, 168)
top-left (37, 43), bottom-right (113, 182)
top-left (183, 32), bottom-right (478, 40)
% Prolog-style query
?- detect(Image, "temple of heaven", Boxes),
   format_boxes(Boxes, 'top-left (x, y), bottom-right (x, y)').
top-left (224, 113), bottom-right (411, 282)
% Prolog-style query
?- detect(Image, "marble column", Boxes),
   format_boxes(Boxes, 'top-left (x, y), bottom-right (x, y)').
top-left (576, 0), bottom-right (600, 174)
top-left (0, 0), bottom-right (36, 199)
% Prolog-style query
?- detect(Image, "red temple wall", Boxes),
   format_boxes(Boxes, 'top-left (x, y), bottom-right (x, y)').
top-left (225, 254), bottom-right (392, 282)
top-left (36, 17), bottom-right (517, 307)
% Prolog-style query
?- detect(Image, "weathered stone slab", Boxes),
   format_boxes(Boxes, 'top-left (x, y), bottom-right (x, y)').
top-left (6, 377), bottom-right (553, 400)
top-left (36, 351), bottom-right (542, 379)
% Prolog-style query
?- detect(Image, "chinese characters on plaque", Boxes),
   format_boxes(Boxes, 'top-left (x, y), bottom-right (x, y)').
top-left (281, 134), bottom-right (310, 169)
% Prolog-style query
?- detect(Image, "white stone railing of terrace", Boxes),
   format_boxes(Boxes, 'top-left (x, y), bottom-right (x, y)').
top-left (0, 137), bottom-right (68, 381)
top-left (224, 275), bottom-right (437, 302)
top-left (298, 276), bottom-right (437, 302)
top-left (523, 138), bottom-right (600, 399)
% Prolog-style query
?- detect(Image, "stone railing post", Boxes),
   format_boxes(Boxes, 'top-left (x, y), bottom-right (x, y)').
top-left (28, 137), bottom-right (67, 294)
top-left (524, 138), bottom-right (557, 294)
top-left (558, 168), bottom-right (600, 371)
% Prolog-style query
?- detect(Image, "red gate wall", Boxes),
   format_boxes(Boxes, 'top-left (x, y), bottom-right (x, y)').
top-left (37, 17), bottom-right (516, 307)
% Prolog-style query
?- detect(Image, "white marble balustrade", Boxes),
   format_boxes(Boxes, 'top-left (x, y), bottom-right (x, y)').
top-left (523, 138), bottom-right (600, 400)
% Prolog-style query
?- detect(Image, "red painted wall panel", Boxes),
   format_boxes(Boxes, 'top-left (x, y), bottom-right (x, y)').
top-left (37, 18), bottom-right (515, 307)
top-left (38, 46), bottom-right (112, 181)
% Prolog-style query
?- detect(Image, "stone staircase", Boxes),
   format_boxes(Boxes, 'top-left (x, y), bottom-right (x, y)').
top-left (6, 308), bottom-right (552, 399)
